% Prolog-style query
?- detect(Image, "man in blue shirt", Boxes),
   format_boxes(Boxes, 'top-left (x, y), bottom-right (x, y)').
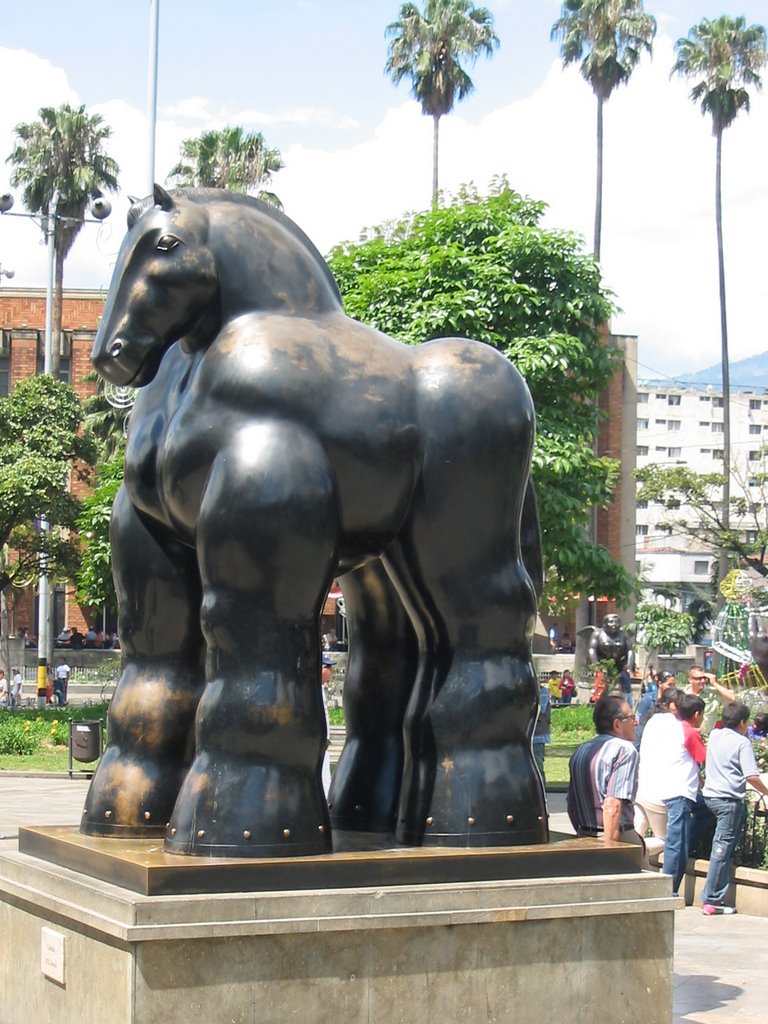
top-left (701, 702), bottom-right (768, 914)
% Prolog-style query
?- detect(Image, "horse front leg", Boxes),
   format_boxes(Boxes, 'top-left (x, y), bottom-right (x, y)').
top-left (81, 486), bottom-right (205, 837)
top-left (165, 423), bottom-right (339, 857)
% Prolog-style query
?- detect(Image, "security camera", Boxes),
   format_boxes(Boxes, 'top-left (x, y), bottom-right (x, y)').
top-left (0, 194), bottom-right (14, 214)
top-left (90, 196), bottom-right (111, 221)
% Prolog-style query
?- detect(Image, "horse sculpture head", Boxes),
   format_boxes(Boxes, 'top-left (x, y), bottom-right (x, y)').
top-left (93, 184), bottom-right (341, 387)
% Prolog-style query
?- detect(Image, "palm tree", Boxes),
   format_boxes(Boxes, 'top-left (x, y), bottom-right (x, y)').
top-left (7, 103), bottom-right (119, 378)
top-left (167, 126), bottom-right (284, 208)
top-left (551, 1), bottom-right (656, 262)
top-left (672, 16), bottom-right (767, 596)
top-left (385, 1), bottom-right (499, 208)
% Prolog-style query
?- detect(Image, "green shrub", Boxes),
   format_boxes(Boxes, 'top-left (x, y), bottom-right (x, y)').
top-left (0, 717), bottom-right (42, 755)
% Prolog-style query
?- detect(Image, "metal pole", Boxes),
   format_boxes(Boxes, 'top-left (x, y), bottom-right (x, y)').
top-left (37, 194), bottom-right (57, 704)
top-left (147, 0), bottom-right (160, 194)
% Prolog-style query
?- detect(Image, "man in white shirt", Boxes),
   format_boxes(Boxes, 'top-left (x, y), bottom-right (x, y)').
top-left (54, 659), bottom-right (71, 707)
top-left (10, 668), bottom-right (22, 707)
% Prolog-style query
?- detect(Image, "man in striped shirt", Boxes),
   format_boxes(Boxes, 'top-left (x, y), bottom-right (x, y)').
top-left (567, 693), bottom-right (643, 847)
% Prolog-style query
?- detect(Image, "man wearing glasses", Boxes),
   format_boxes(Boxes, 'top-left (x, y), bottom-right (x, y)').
top-left (687, 669), bottom-right (736, 737)
top-left (567, 693), bottom-right (643, 849)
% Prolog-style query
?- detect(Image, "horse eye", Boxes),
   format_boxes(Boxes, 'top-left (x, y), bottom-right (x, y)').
top-left (156, 234), bottom-right (181, 252)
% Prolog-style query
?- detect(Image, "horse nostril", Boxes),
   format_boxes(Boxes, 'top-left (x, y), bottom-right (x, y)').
top-left (109, 340), bottom-right (123, 358)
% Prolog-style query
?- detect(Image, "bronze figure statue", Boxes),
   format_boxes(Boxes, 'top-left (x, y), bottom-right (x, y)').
top-left (83, 185), bottom-right (546, 858)
top-left (587, 614), bottom-right (634, 674)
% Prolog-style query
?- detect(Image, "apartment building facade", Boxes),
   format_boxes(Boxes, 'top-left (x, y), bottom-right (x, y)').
top-left (635, 383), bottom-right (768, 606)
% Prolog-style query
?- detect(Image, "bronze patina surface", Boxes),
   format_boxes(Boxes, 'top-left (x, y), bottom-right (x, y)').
top-left (20, 825), bottom-right (641, 897)
top-left (84, 185), bottom-right (546, 860)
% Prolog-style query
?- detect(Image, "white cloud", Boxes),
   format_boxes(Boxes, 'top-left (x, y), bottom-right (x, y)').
top-left (1, 35), bottom-right (766, 381)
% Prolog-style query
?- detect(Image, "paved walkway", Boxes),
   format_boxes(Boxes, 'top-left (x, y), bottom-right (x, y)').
top-left (0, 778), bottom-right (766, 1022)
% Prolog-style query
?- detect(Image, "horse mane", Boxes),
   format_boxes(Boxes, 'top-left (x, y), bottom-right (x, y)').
top-left (127, 188), bottom-right (341, 304)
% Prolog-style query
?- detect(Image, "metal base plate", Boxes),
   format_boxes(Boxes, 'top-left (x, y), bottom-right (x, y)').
top-left (18, 825), bottom-right (642, 897)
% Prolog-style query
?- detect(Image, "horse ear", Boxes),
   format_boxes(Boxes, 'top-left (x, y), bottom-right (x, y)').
top-left (153, 183), bottom-right (175, 211)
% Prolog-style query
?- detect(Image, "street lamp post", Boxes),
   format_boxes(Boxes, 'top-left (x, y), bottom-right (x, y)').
top-left (0, 191), bottom-right (111, 703)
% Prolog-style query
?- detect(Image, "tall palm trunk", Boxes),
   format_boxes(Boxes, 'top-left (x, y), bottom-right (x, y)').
top-left (715, 126), bottom-right (731, 604)
top-left (432, 114), bottom-right (440, 209)
top-left (594, 94), bottom-right (604, 263)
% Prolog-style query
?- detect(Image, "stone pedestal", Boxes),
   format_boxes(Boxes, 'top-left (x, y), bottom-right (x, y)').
top-left (0, 836), bottom-right (677, 1024)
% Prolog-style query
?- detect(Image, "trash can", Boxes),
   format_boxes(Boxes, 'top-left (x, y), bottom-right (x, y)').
top-left (69, 720), bottom-right (103, 775)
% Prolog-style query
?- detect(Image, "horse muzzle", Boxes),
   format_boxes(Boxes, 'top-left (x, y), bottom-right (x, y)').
top-left (92, 334), bottom-right (161, 388)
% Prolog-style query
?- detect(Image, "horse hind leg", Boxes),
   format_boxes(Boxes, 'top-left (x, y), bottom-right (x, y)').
top-left (329, 559), bottom-right (418, 843)
top-left (390, 341), bottom-right (547, 848)
top-left (81, 487), bottom-right (205, 837)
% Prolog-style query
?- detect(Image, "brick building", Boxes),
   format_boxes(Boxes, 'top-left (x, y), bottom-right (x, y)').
top-left (1, 286), bottom-right (107, 636)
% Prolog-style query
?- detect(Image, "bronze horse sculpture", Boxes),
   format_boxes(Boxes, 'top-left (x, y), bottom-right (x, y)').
top-left (83, 185), bottom-right (547, 857)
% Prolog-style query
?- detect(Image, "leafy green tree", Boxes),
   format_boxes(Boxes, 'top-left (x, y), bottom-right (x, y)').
top-left (0, 377), bottom-right (97, 647)
top-left (627, 601), bottom-right (695, 671)
top-left (76, 448), bottom-right (124, 616)
top-left (385, 1), bottom-right (499, 207)
top-left (328, 181), bottom-right (633, 610)
top-left (167, 126), bottom-right (284, 207)
top-left (551, 1), bottom-right (656, 262)
top-left (672, 17), bottom-right (767, 593)
top-left (7, 103), bottom-right (119, 377)
top-left (635, 455), bottom-right (768, 580)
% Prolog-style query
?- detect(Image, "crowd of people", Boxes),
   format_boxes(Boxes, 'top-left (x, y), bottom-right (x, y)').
top-left (567, 667), bottom-right (768, 916)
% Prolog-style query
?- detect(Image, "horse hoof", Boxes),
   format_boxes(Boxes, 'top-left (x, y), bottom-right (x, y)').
top-left (164, 759), bottom-right (333, 859)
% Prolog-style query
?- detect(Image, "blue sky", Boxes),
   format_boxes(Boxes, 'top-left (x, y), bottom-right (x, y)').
top-left (1, 1), bottom-right (767, 381)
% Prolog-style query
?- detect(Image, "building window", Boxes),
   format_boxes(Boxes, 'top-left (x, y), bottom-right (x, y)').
top-left (712, 449), bottom-right (724, 459)
top-left (668, 420), bottom-right (681, 431)
top-left (637, 418), bottom-right (649, 430)
top-left (713, 397), bottom-right (724, 408)
top-left (699, 421), bottom-right (710, 427)
top-left (668, 395), bottom-right (681, 406)
top-left (750, 478), bottom-right (760, 488)
top-left (637, 445), bottom-right (649, 457)
top-left (746, 530), bottom-right (758, 544)
top-left (656, 393), bottom-right (667, 400)
top-left (655, 418), bottom-right (667, 425)
top-left (750, 424), bottom-right (762, 435)
top-left (711, 422), bottom-right (724, 433)
top-left (750, 399), bottom-right (762, 410)
top-left (655, 446), bottom-right (667, 452)
top-left (668, 447), bottom-right (682, 458)
top-left (637, 393), bottom-right (649, 404)
top-left (699, 395), bottom-right (710, 401)
top-left (693, 560), bottom-right (709, 575)
top-left (636, 499), bottom-right (648, 509)
top-left (636, 524), bottom-right (649, 536)
top-left (749, 451), bottom-right (761, 461)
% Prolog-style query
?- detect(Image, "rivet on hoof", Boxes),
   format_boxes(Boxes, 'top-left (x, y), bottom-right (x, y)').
top-left (144, 811), bottom-right (151, 821)
top-left (104, 810), bottom-right (112, 819)
top-left (426, 816), bottom-right (433, 826)
top-left (507, 815), bottom-right (515, 825)
top-left (170, 828), bottom-right (176, 836)
top-left (467, 817), bottom-right (476, 826)
top-left (354, 804), bottom-right (362, 812)
top-left (243, 830), bottom-right (251, 840)
top-left (283, 828), bottom-right (292, 839)
top-left (197, 829), bottom-right (205, 838)
top-left (318, 825), bottom-right (325, 833)
top-left (538, 816), bottom-right (544, 822)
